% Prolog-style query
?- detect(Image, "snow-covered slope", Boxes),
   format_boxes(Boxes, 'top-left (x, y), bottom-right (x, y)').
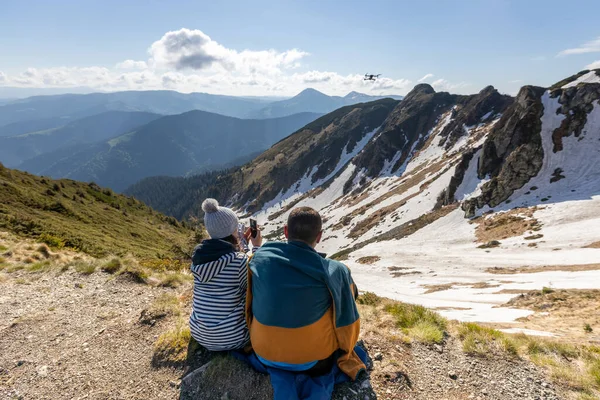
top-left (246, 70), bottom-right (600, 325)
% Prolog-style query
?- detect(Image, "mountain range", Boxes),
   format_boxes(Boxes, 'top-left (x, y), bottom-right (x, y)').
top-left (0, 88), bottom-right (401, 134)
top-left (127, 68), bottom-right (600, 259)
top-left (18, 110), bottom-right (321, 192)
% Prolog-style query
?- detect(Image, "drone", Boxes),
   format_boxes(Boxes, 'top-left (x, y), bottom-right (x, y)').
top-left (364, 73), bottom-right (381, 81)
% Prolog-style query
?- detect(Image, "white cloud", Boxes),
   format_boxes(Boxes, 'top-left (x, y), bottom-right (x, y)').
top-left (558, 36), bottom-right (600, 57)
top-left (431, 78), bottom-right (470, 92)
top-left (0, 71), bottom-right (6, 83)
top-left (148, 28), bottom-right (308, 76)
top-left (417, 73), bottom-right (434, 82)
top-left (115, 59), bottom-right (148, 69)
top-left (586, 60), bottom-right (600, 70)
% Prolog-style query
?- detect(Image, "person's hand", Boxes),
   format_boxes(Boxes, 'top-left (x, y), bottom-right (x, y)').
top-left (244, 226), bottom-right (262, 248)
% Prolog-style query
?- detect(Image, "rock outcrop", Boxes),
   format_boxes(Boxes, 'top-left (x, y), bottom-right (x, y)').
top-left (462, 86), bottom-right (546, 216)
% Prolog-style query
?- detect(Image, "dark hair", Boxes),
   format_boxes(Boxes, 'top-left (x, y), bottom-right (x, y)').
top-left (221, 234), bottom-right (240, 251)
top-left (287, 207), bottom-right (322, 244)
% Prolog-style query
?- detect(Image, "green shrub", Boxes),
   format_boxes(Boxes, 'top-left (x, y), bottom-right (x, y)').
top-left (542, 286), bottom-right (555, 294)
top-left (38, 233), bottom-right (65, 249)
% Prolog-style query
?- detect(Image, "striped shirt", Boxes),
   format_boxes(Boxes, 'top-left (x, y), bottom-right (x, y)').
top-left (189, 251), bottom-right (250, 351)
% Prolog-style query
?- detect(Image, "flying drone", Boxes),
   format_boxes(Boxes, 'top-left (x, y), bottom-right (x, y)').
top-left (364, 73), bottom-right (381, 81)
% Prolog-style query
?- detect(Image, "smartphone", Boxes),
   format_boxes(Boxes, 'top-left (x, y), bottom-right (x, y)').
top-left (250, 219), bottom-right (258, 238)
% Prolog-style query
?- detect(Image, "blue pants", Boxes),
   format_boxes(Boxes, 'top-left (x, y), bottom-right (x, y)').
top-left (232, 346), bottom-right (368, 400)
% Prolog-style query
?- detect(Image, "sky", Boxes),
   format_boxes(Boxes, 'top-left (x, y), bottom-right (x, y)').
top-left (1, 0), bottom-right (600, 97)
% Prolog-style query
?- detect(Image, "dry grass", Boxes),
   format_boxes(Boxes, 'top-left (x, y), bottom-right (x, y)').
top-left (422, 281), bottom-right (501, 293)
top-left (500, 289), bottom-right (600, 342)
top-left (473, 207), bottom-right (540, 243)
top-left (583, 241), bottom-right (600, 249)
top-left (141, 293), bottom-right (183, 325)
top-left (356, 256), bottom-right (381, 265)
top-left (157, 272), bottom-right (192, 288)
top-left (486, 264), bottom-right (600, 274)
top-left (422, 282), bottom-right (461, 294)
top-left (519, 336), bottom-right (600, 397)
top-left (477, 240), bottom-right (501, 249)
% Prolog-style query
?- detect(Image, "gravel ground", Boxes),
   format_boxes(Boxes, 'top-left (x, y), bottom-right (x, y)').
top-left (0, 268), bottom-right (564, 400)
top-left (0, 269), bottom-right (182, 400)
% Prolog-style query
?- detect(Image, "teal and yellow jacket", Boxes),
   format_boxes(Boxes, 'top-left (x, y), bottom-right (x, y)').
top-left (245, 241), bottom-right (364, 380)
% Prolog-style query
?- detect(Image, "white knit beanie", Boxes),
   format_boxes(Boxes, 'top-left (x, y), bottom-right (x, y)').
top-left (202, 198), bottom-right (239, 239)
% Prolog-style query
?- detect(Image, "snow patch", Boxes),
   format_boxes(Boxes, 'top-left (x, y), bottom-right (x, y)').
top-left (562, 71), bottom-right (600, 88)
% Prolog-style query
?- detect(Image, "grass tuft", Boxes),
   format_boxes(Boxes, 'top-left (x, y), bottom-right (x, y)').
top-left (101, 258), bottom-right (122, 274)
top-left (152, 320), bottom-right (191, 367)
top-left (457, 322), bottom-right (518, 357)
top-left (73, 261), bottom-right (96, 275)
top-left (27, 260), bottom-right (52, 273)
top-left (407, 320), bottom-right (445, 343)
top-left (384, 303), bottom-right (447, 343)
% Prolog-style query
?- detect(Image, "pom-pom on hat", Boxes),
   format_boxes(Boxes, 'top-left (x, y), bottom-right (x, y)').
top-left (202, 198), bottom-right (239, 239)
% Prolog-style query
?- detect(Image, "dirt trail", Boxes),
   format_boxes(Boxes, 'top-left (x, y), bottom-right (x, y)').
top-left (0, 269), bottom-right (181, 400)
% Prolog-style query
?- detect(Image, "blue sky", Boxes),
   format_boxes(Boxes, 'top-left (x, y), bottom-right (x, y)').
top-left (1, 0), bottom-right (600, 96)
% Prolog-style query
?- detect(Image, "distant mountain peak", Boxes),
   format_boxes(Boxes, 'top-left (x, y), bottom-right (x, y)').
top-left (296, 88), bottom-right (327, 97)
top-left (409, 83), bottom-right (436, 95)
top-left (344, 91), bottom-right (366, 99)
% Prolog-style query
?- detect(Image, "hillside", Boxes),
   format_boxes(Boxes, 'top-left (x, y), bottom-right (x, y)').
top-left (19, 110), bottom-right (321, 192)
top-left (127, 98), bottom-right (400, 216)
top-left (0, 162), bottom-right (194, 258)
top-left (247, 88), bottom-right (403, 119)
top-left (0, 111), bottom-right (161, 167)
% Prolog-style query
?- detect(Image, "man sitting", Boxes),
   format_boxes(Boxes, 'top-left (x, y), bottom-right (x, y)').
top-left (246, 206), bottom-right (365, 381)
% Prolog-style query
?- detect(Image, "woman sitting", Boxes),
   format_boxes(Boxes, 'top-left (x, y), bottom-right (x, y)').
top-left (189, 198), bottom-right (261, 351)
